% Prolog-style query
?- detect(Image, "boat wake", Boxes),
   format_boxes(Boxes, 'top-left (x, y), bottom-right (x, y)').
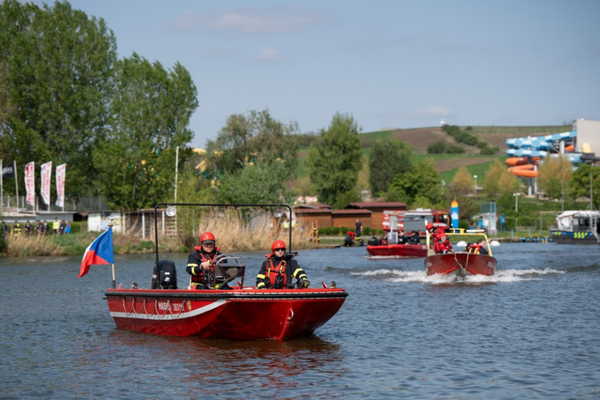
top-left (352, 268), bottom-right (564, 284)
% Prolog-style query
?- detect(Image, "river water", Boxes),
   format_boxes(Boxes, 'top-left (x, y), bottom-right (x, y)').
top-left (1, 242), bottom-right (600, 399)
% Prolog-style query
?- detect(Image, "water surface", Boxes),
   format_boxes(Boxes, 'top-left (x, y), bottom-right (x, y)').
top-left (1, 243), bottom-right (599, 399)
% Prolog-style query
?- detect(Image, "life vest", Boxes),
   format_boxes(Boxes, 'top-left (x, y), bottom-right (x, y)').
top-left (469, 244), bottom-right (482, 254)
top-left (189, 249), bottom-right (219, 285)
top-left (12, 224), bottom-right (22, 236)
top-left (265, 255), bottom-right (287, 288)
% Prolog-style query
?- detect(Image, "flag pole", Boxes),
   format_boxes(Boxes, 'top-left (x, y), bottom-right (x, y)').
top-left (14, 161), bottom-right (18, 208)
top-left (110, 223), bottom-right (115, 288)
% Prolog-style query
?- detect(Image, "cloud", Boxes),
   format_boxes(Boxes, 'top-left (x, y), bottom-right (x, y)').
top-left (406, 106), bottom-right (455, 118)
top-left (166, 7), bottom-right (321, 34)
top-left (259, 48), bottom-right (282, 61)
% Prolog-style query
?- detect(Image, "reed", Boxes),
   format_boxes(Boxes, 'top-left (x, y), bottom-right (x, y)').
top-left (2, 213), bottom-right (314, 257)
top-left (4, 235), bottom-right (65, 257)
top-left (182, 210), bottom-right (312, 253)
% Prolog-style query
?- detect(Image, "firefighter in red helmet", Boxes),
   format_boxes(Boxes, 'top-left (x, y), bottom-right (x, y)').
top-left (256, 240), bottom-right (310, 289)
top-left (186, 232), bottom-right (222, 289)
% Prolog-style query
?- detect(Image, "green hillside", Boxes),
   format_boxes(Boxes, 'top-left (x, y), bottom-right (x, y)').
top-left (297, 124), bottom-right (570, 183)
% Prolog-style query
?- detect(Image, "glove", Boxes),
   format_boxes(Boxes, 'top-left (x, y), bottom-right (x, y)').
top-left (298, 278), bottom-right (310, 288)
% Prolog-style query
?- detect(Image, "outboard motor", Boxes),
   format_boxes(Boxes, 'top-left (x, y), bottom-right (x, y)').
top-left (152, 260), bottom-right (177, 289)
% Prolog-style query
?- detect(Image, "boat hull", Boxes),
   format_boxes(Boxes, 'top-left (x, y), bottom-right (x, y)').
top-left (424, 252), bottom-right (496, 277)
top-left (105, 287), bottom-right (348, 340)
top-left (366, 243), bottom-right (428, 257)
top-left (550, 229), bottom-right (600, 244)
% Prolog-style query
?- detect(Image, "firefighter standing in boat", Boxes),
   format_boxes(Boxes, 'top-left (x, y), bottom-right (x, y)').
top-left (186, 232), bottom-right (221, 289)
top-left (256, 240), bottom-right (310, 289)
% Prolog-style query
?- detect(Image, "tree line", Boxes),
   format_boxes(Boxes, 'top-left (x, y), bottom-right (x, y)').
top-left (1, 0), bottom-right (597, 226)
top-left (0, 0), bottom-right (197, 210)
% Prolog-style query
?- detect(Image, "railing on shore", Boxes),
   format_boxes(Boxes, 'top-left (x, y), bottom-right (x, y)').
top-left (1, 195), bottom-right (111, 213)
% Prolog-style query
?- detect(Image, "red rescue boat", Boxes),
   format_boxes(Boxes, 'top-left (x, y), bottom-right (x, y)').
top-left (103, 203), bottom-right (348, 340)
top-left (366, 243), bottom-right (428, 257)
top-left (105, 285), bottom-right (347, 340)
top-left (425, 252), bottom-right (496, 277)
top-left (424, 231), bottom-right (497, 277)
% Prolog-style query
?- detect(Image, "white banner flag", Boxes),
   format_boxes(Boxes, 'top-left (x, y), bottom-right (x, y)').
top-left (41, 161), bottom-right (52, 206)
top-left (55, 163), bottom-right (66, 207)
top-left (25, 161), bottom-right (35, 206)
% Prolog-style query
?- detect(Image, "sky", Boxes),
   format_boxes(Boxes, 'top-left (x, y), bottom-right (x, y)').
top-left (43, 0), bottom-right (600, 149)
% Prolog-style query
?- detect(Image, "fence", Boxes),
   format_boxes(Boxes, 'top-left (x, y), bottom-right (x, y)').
top-left (1, 195), bottom-right (111, 213)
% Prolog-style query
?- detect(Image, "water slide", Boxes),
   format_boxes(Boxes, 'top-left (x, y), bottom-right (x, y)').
top-left (505, 131), bottom-right (577, 178)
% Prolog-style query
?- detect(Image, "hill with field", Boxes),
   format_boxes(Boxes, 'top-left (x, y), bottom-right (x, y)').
top-left (295, 124), bottom-right (572, 188)
top-left (361, 124), bottom-right (571, 174)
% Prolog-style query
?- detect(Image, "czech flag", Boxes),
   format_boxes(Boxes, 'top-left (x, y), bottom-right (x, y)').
top-left (77, 227), bottom-right (114, 278)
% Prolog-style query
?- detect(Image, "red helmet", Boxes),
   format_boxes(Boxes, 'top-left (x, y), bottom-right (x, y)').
top-left (426, 223), bottom-right (434, 231)
top-left (271, 240), bottom-right (286, 252)
top-left (200, 232), bottom-right (215, 244)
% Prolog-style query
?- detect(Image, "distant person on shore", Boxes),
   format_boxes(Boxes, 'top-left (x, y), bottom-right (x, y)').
top-left (59, 220), bottom-right (67, 235)
top-left (186, 232), bottom-right (222, 289)
top-left (256, 240), bottom-right (310, 289)
top-left (24, 221), bottom-right (32, 237)
top-left (65, 221), bottom-right (71, 234)
top-left (355, 219), bottom-right (362, 240)
top-left (12, 222), bottom-right (22, 236)
top-left (344, 230), bottom-right (355, 247)
top-left (52, 218), bottom-right (59, 235)
top-left (42, 220), bottom-right (50, 235)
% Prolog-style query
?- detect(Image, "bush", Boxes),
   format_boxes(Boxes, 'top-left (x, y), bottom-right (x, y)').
top-left (462, 135), bottom-right (479, 146)
top-left (340, 227), bottom-right (349, 235)
top-left (480, 146), bottom-right (498, 155)
top-left (363, 226), bottom-right (371, 236)
top-left (446, 145), bottom-right (465, 154)
top-left (427, 141), bottom-right (446, 154)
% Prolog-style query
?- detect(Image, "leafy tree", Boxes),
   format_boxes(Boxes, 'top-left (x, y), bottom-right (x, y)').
top-left (386, 158), bottom-right (443, 206)
top-left (93, 54), bottom-right (198, 209)
top-left (217, 162), bottom-right (292, 204)
top-left (482, 160), bottom-right (507, 198)
top-left (427, 141), bottom-right (446, 154)
top-left (306, 113), bottom-right (362, 208)
top-left (482, 159), bottom-right (521, 202)
top-left (368, 138), bottom-right (412, 195)
top-left (538, 155), bottom-right (573, 199)
top-left (206, 109), bottom-right (299, 180)
top-left (448, 167), bottom-right (474, 199)
top-left (498, 169), bottom-right (520, 196)
top-left (567, 164), bottom-right (600, 209)
top-left (0, 0), bottom-right (117, 197)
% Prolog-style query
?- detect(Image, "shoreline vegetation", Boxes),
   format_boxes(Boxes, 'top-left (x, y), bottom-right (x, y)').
top-left (1, 219), bottom-right (316, 258)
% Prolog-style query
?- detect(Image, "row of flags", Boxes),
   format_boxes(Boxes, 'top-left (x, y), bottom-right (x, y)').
top-left (2, 159), bottom-right (110, 282)
top-left (1, 160), bottom-right (66, 207)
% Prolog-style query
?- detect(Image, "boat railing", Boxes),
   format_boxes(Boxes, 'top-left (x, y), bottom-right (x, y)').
top-left (427, 231), bottom-right (493, 257)
top-left (591, 217), bottom-right (600, 243)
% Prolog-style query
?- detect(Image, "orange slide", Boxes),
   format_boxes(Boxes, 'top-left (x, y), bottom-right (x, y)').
top-left (507, 163), bottom-right (538, 178)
